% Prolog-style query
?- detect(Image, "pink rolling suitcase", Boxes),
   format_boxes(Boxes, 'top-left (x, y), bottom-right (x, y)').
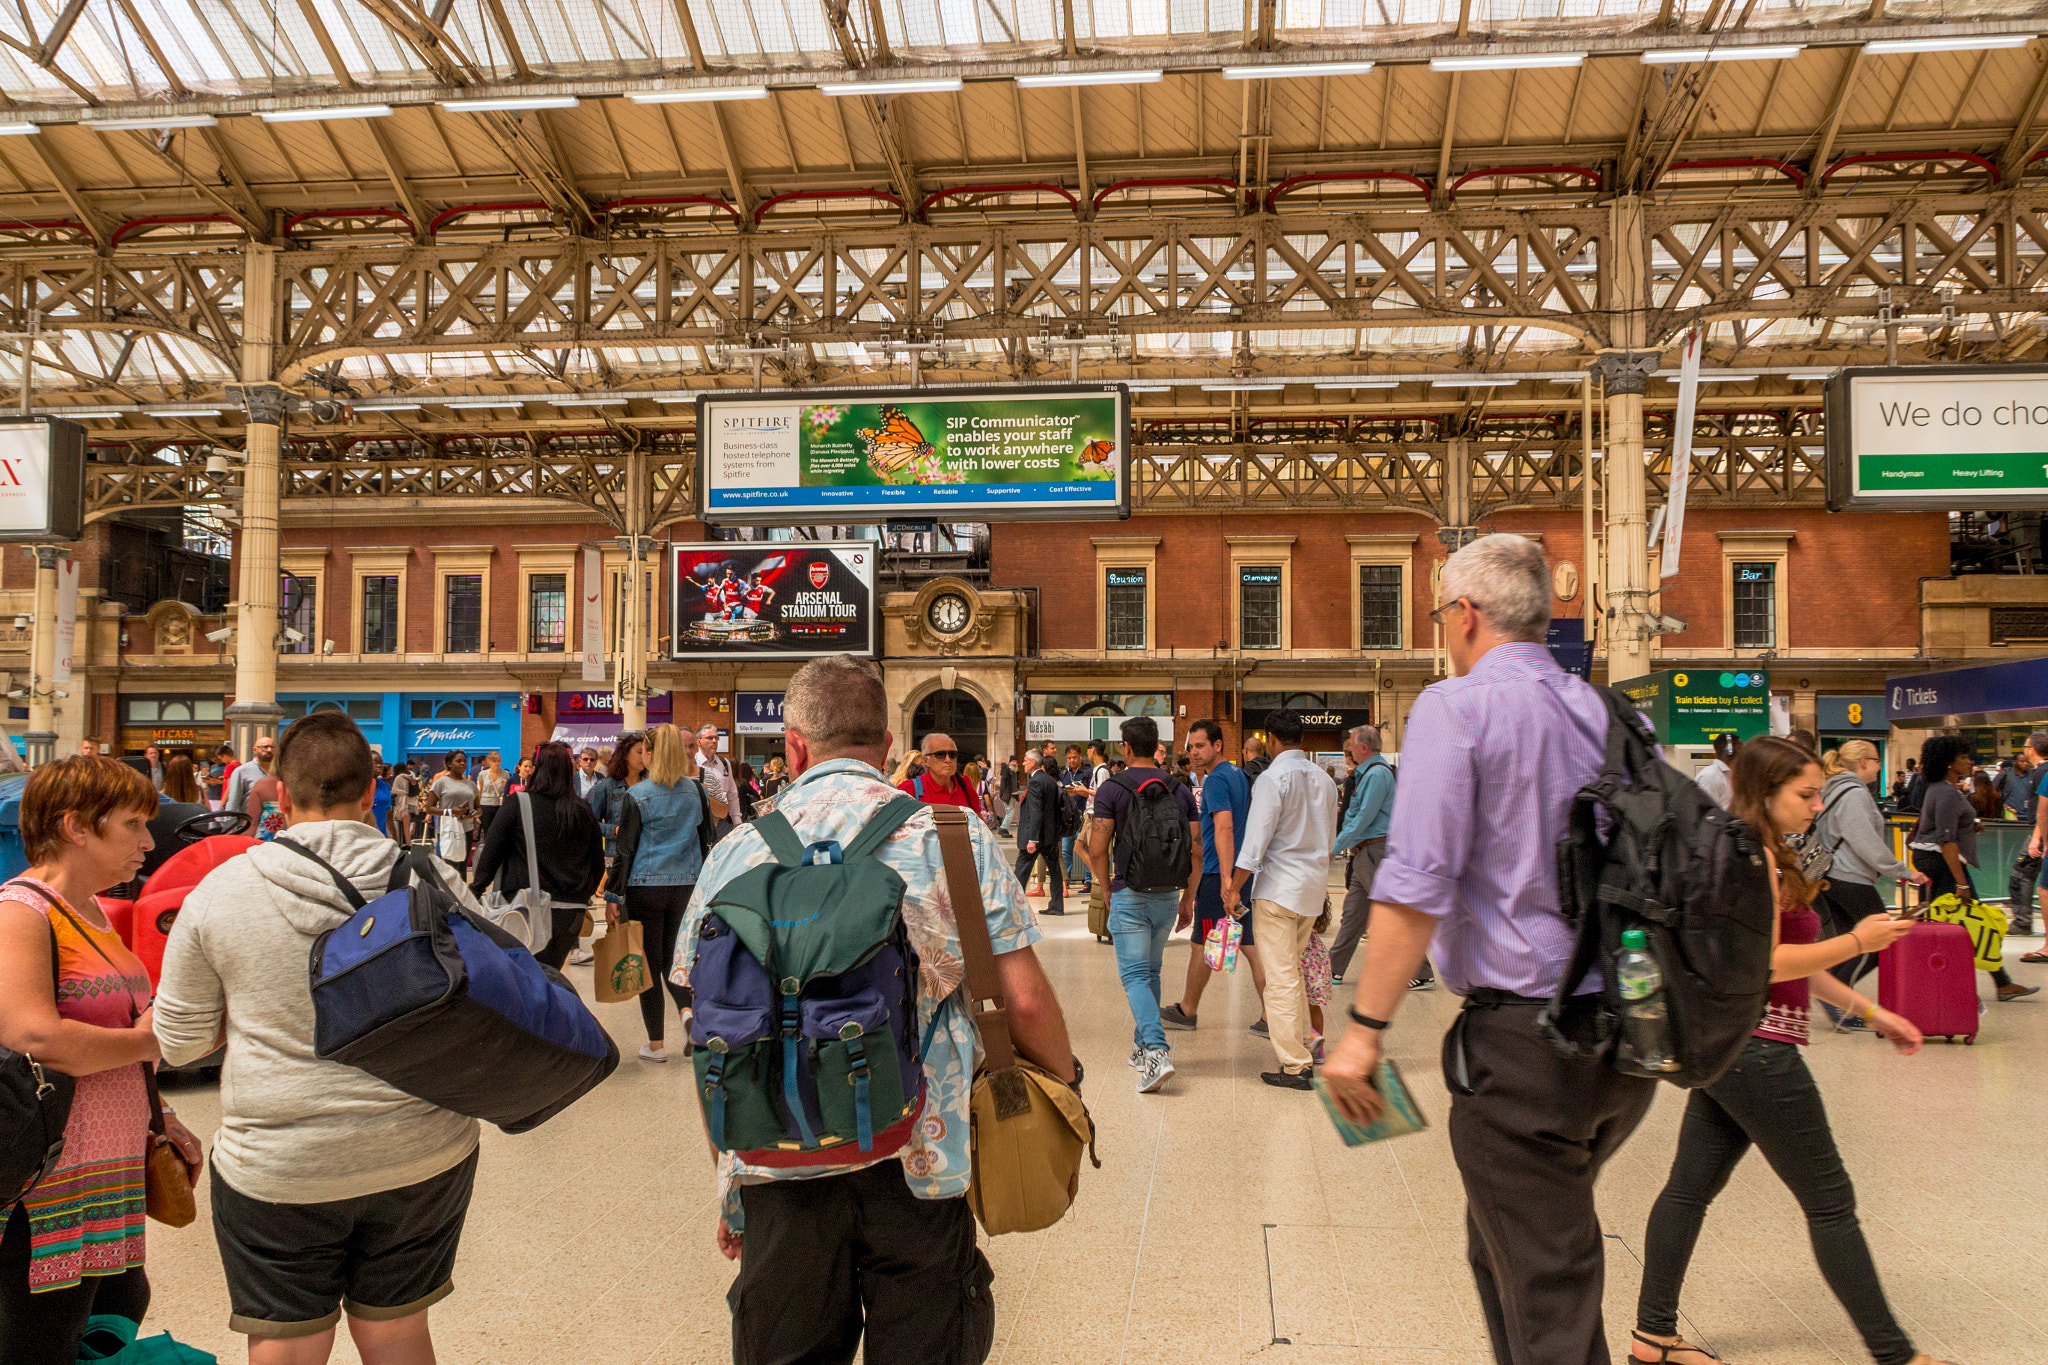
top-left (1878, 919), bottom-right (1980, 1044)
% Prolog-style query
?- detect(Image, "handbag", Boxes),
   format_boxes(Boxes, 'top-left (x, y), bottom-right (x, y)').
top-left (477, 794), bottom-right (552, 953)
top-left (1202, 914), bottom-right (1242, 974)
top-left (435, 811), bottom-right (468, 865)
top-left (592, 919), bottom-right (651, 1004)
top-left (76, 1312), bottom-right (219, 1362)
top-left (929, 808), bottom-right (1099, 1236)
top-left (0, 914), bottom-right (75, 1209)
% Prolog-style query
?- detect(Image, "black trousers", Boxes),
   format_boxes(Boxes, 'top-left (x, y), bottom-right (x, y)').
top-left (729, 1162), bottom-right (994, 1365)
top-left (1818, 879), bottom-right (1887, 988)
top-left (1638, 1037), bottom-right (1916, 1365)
top-left (1012, 844), bottom-right (1063, 916)
top-left (1912, 851), bottom-right (2014, 987)
top-left (533, 902), bottom-right (583, 971)
top-left (1444, 998), bottom-right (1656, 1365)
top-left (0, 1205), bottom-right (151, 1365)
top-left (625, 883), bottom-right (693, 1043)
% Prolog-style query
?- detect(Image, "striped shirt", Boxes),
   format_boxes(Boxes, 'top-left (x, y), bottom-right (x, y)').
top-left (1371, 641), bottom-right (1610, 998)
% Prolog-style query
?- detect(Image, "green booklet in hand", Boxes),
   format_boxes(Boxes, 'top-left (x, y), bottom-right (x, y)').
top-left (1312, 1060), bottom-right (1428, 1147)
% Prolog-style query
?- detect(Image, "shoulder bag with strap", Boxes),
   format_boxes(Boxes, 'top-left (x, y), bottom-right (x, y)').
top-left (19, 883), bottom-right (196, 1226)
top-left (1792, 783), bottom-right (1857, 885)
top-left (929, 806), bottom-right (1100, 1235)
top-left (0, 894), bottom-right (74, 1211)
top-left (513, 791), bottom-right (549, 953)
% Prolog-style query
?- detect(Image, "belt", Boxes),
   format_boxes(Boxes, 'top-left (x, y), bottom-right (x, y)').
top-left (1448, 987), bottom-right (1552, 1096)
top-left (1461, 987), bottom-right (1548, 1009)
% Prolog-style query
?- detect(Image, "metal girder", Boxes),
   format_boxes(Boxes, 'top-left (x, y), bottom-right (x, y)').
top-left (0, 254), bottom-right (242, 362)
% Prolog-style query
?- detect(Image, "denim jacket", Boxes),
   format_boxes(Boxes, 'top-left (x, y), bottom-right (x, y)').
top-left (607, 777), bottom-right (709, 898)
top-left (587, 775), bottom-right (630, 857)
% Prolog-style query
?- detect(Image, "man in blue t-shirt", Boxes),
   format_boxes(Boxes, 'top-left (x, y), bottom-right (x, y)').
top-left (1160, 719), bottom-right (1267, 1033)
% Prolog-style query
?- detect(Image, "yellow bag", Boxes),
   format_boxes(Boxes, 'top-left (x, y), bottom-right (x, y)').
top-left (932, 808), bottom-right (1100, 1236)
top-left (1924, 892), bottom-right (2008, 973)
top-left (593, 920), bottom-right (652, 1003)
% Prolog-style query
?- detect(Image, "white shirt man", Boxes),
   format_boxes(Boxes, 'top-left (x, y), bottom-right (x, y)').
top-left (575, 750), bottom-right (602, 800)
top-left (1230, 720), bottom-right (1339, 1087)
top-left (696, 725), bottom-right (739, 824)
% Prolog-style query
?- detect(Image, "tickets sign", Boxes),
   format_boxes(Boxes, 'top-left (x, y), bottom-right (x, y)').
top-left (697, 386), bottom-right (1130, 523)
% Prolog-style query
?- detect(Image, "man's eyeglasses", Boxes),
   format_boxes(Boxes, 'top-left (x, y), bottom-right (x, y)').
top-left (1428, 595), bottom-right (1475, 626)
top-left (926, 749), bottom-right (958, 760)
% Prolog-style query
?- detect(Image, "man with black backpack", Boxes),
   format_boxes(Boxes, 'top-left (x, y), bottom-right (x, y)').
top-left (680, 656), bottom-right (1076, 1364)
top-left (1084, 716), bottom-right (1201, 1095)
top-left (1320, 534), bottom-right (1659, 1365)
top-left (1014, 750), bottom-right (1068, 917)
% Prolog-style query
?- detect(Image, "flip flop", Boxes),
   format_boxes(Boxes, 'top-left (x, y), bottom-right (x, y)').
top-left (2022, 950), bottom-right (2048, 963)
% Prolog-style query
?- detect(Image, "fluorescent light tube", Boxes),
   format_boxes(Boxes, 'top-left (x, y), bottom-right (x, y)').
top-left (0, 124), bottom-right (39, 136)
top-left (819, 78), bottom-right (963, 96)
top-left (1222, 61), bottom-right (1375, 80)
top-left (1201, 381), bottom-right (1285, 391)
top-left (146, 408), bottom-right (222, 416)
top-left (1315, 379), bottom-right (1401, 388)
top-left (354, 402), bottom-right (422, 411)
top-left (1124, 383), bottom-right (1173, 391)
top-left (90, 114), bottom-right (218, 130)
top-left (627, 87), bottom-right (770, 103)
top-left (1015, 70), bottom-right (1162, 88)
top-left (261, 105), bottom-right (394, 123)
top-left (1866, 35), bottom-right (2034, 55)
top-left (444, 399), bottom-right (524, 409)
top-left (1430, 53), bottom-right (1585, 71)
top-left (1642, 44), bottom-right (1802, 63)
top-left (1431, 377), bottom-right (1517, 387)
top-left (439, 95), bottom-right (580, 112)
top-left (549, 396), bottom-right (626, 406)
top-left (1787, 370), bottom-right (1834, 380)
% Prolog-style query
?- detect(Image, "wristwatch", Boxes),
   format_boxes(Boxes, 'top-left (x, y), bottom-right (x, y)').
top-left (1069, 1056), bottom-right (1085, 1090)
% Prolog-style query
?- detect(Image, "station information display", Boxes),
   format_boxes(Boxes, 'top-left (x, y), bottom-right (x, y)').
top-left (1826, 364), bottom-right (2048, 510)
top-left (696, 386), bottom-right (1130, 523)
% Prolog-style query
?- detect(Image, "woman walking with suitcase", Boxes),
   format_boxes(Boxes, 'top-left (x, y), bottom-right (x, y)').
top-left (1631, 737), bottom-right (1949, 1365)
top-left (1909, 734), bottom-right (2039, 1002)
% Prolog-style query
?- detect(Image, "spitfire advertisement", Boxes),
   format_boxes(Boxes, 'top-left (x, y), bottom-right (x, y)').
top-left (696, 386), bottom-right (1130, 522)
top-left (668, 542), bottom-right (876, 659)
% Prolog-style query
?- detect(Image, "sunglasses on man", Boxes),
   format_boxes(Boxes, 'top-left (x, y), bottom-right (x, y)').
top-left (926, 748), bottom-right (958, 760)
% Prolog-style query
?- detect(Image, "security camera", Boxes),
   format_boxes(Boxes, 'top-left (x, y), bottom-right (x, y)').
top-left (1646, 613), bottom-right (1688, 637)
top-left (52, 689), bottom-right (66, 699)
top-left (10, 615), bottom-right (24, 630)
top-left (4, 689), bottom-right (21, 699)
top-left (281, 627), bottom-right (306, 645)
top-left (204, 626), bottom-right (235, 643)
top-left (321, 639), bottom-right (334, 655)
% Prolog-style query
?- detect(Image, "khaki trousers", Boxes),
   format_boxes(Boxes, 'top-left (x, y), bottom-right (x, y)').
top-left (1252, 898), bottom-right (1318, 1073)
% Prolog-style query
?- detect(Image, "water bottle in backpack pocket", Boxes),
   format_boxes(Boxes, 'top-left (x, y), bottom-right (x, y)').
top-left (688, 797), bottom-right (929, 1167)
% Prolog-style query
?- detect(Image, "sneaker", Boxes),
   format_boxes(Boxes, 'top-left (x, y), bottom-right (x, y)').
top-left (1332, 974), bottom-right (1343, 986)
top-left (1137, 1049), bottom-right (1175, 1093)
top-left (1408, 975), bottom-right (1436, 992)
top-left (637, 1044), bottom-right (669, 1063)
top-left (1160, 1003), bottom-right (1197, 1031)
top-left (1997, 983), bottom-right (2042, 1002)
top-left (1309, 1032), bottom-right (1325, 1064)
top-left (1261, 1068), bottom-right (1313, 1091)
top-left (1248, 1018), bottom-right (1270, 1037)
top-left (567, 946), bottom-right (595, 966)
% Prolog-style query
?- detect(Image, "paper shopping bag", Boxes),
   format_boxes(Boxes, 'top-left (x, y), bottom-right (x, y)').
top-left (593, 920), bottom-right (652, 1003)
top-left (1202, 914), bottom-right (1242, 973)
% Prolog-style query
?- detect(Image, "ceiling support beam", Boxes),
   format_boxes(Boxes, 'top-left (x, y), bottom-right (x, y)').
top-left (1436, 72), bottom-right (1461, 205)
top-left (367, 121), bottom-right (431, 240)
top-left (34, 0), bottom-right (88, 66)
top-left (1809, 43), bottom-right (1866, 182)
top-left (669, 0), bottom-right (750, 215)
top-left (27, 137), bottom-right (103, 246)
top-left (293, 0), bottom-right (362, 89)
top-left (2001, 53), bottom-right (2048, 175)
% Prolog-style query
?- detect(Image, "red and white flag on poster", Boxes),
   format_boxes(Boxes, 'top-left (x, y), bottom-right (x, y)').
top-left (581, 545), bottom-right (605, 683)
top-left (1661, 327), bottom-right (1702, 581)
top-left (53, 557), bottom-right (77, 686)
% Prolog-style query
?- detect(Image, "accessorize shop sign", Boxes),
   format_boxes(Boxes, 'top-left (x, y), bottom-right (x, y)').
top-left (670, 542), bottom-right (875, 659)
top-left (697, 386), bottom-right (1130, 522)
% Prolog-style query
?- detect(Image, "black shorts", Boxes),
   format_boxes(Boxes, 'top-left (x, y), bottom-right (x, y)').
top-left (1192, 872), bottom-right (1253, 946)
top-left (210, 1147), bottom-right (478, 1339)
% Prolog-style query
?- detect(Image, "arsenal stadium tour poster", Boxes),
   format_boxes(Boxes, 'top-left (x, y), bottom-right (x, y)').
top-left (668, 541), bottom-right (876, 660)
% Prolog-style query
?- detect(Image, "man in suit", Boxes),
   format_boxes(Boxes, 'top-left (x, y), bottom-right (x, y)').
top-left (1014, 750), bottom-right (1067, 917)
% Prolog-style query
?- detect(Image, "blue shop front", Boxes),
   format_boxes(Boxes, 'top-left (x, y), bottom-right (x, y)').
top-left (280, 691), bottom-right (523, 765)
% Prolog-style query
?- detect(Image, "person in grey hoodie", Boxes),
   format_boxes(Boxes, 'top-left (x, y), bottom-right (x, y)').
top-left (154, 711), bottom-right (482, 1361)
top-left (1815, 740), bottom-right (1929, 995)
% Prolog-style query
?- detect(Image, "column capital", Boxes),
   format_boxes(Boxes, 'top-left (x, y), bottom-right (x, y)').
top-left (32, 546), bottom-right (57, 569)
top-left (238, 383), bottom-right (289, 428)
top-left (1591, 350), bottom-right (1662, 396)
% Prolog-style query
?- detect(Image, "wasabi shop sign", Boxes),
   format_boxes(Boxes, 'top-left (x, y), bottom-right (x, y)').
top-left (1827, 364), bottom-right (2048, 510)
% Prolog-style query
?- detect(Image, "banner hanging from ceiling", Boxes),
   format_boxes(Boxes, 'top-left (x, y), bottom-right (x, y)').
top-left (696, 386), bottom-right (1130, 523)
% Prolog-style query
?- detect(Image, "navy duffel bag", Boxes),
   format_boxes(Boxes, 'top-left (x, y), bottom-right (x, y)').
top-left (283, 839), bottom-right (619, 1134)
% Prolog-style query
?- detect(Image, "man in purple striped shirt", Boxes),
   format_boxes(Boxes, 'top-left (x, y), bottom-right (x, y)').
top-left (1323, 534), bottom-right (1658, 1365)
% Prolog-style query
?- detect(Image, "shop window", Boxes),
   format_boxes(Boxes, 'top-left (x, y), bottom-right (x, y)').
top-left (529, 573), bottom-right (567, 653)
top-left (410, 698), bottom-right (496, 721)
top-left (1106, 568), bottom-right (1147, 651)
top-left (278, 701), bottom-right (308, 720)
top-left (444, 575), bottom-right (482, 654)
top-left (195, 700), bottom-right (222, 721)
top-left (362, 576), bottom-right (399, 654)
top-left (348, 700), bottom-right (380, 720)
top-left (1358, 565), bottom-right (1404, 650)
top-left (1239, 567), bottom-right (1282, 650)
top-left (1732, 561), bottom-right (1776, 649)
top-left (309, 700), bottom-right (346, 714)
top-left (125, 699), bottom-right (160, 723)
top-left (280, 574), bottom-right (316, 654)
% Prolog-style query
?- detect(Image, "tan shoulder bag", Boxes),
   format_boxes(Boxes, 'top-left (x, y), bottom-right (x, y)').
top-left (930, 807), bottom-right (1100, 1235)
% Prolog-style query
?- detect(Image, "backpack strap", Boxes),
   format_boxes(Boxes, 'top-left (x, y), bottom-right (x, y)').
top-left (843, 795), bottom-right (922, 861)
top-left (750, 810), bottom-right (808, 868)
top-left (273, 836), bottom-right (367, 912)
top-left (930, 806), bottom-right (1017, 1074)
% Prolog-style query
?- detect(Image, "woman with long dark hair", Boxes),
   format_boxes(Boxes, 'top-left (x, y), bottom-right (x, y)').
top-left (1908, 733), bottom-right (2037, 1001)
top-left (468, 742), bottom-right (604, 971)
top-left (1631, 737), bottom-right (1948, 1365)
top-left (587, 732), bottom-right (645, 865)
top-left (609, 725), bottom-right (726, 1062)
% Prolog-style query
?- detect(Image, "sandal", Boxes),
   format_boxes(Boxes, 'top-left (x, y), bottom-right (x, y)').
top-left (2021, 950), bottom-right (2048, 963)
top-left (1631, 1331), bottom-right (1726, 1364)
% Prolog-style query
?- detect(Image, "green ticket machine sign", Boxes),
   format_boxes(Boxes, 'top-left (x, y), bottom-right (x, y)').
top-left (1617, 669), bottom-right (1771, 746)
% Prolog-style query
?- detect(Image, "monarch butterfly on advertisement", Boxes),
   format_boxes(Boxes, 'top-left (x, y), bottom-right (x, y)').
top-left (1079, 439), bottom-right (1114, 465)
top-left (857, 406), bottom-right (934, 476)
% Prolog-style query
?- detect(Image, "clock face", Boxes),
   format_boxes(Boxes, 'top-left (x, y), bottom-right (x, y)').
top-left (927, 593), bottom-right (971, 635)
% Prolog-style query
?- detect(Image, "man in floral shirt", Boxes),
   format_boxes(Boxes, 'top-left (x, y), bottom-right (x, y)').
top-left (675, 655), bottom-right (1077, 1364)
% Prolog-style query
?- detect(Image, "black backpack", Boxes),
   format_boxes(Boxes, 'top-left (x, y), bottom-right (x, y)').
top-left (1110, 770), bottom-right (1192, 893)
top-left (1545, 688), bottom-right (1777, 1089)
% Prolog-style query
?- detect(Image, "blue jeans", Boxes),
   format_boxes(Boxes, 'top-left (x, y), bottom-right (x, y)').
top-left (1062, 834), bottom-right (1089, 887)
top-left (1110, 888), bottom-right (1181, 1053)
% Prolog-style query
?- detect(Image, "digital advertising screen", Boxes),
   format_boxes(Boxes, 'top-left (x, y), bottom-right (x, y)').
top-left (669, 541), bottom-right (876, 659)
top-left (696, 386), bottom-right (1130, 523)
